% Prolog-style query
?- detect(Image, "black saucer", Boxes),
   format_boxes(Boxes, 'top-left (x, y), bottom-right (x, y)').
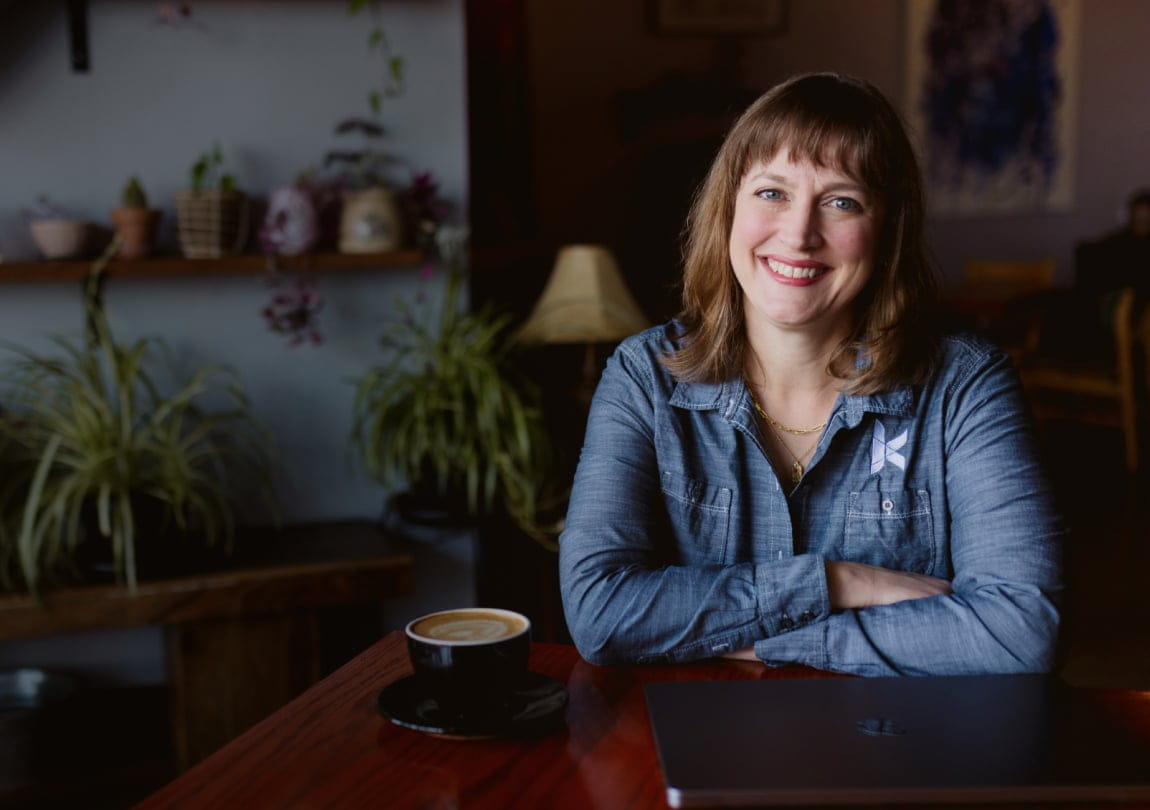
top-left (377, 671), bottom-right (568, 739)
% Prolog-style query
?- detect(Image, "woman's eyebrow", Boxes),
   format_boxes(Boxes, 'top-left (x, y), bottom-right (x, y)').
top-left (745, 171), bottom-right (868, 195)
top-left (744, 171), bottom-right (789, 184)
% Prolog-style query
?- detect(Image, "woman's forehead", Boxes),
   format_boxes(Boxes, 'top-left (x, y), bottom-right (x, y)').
top-left (741, 146), bottom-right (865, 186)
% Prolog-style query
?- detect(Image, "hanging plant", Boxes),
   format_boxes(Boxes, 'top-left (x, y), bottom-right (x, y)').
top-left (346, 0), bottom-right (406, 116)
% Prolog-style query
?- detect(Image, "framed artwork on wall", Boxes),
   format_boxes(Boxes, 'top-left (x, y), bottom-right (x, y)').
top-left (905, 0), bottom-right (1082, 216)
top-left (652, 0), bottom-right (787, 36)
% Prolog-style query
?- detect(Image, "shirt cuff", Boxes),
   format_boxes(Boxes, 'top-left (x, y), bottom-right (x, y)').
top-left (754, 621), bottom-right (828, 669)
top-left (753, 554), bottom-right (831, 637)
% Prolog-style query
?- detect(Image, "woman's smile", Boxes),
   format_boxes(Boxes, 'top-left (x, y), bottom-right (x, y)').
top-left (761, 255), bottom-right (831, 283)
top-left (729, 149), bottom-right (881, 335)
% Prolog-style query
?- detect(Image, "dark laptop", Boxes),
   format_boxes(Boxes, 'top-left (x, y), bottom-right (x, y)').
top-left (645, 674), bottom-right (1150, 807)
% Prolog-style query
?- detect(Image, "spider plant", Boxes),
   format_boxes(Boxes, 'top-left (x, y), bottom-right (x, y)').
top-left (350, 227), bottom-right (554, 540)
top-left (0, 247), bottom-right (277, 593)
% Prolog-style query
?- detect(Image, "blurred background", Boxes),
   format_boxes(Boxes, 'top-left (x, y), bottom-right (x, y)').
top-left (0, 1), bottom-right (1147, 806)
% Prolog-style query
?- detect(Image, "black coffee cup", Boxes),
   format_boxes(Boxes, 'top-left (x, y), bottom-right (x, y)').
top-left (405, 607), bottom-right (532, 717)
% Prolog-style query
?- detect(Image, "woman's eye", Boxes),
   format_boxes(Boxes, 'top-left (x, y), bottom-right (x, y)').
top-left (756, 188), bottom-right (783, 201)
top-left (829, 197), bottom-right (863, 213)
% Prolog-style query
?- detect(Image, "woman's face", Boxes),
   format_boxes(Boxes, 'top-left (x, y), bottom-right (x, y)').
top-left (729, 149), bottom-right (881, 340)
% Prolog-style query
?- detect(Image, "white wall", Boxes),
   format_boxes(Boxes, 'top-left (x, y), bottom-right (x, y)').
top-left (0, 0), bottom-right (470, 684)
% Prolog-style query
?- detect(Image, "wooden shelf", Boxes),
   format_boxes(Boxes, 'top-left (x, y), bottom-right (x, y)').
top-left (0, 248), bottom-right (425, 283)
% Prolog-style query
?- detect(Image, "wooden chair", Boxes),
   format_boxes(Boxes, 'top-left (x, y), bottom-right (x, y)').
top-left (963, 258), bottom-right (1057, 296)
top-left (953, 259), bottom-right (1057, 336)
top-left (1015, 287), bottom-right (1145, 472)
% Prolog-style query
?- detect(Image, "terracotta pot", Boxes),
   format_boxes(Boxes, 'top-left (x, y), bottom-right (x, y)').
top-left (339, 187), bottom-right (404, 253)
top-left (109, 208), bottom-right (161, 259)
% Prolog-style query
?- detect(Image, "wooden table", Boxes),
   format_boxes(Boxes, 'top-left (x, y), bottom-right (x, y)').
top-left (0, 520), bottom-right (413, 769)
top-left (135, 632), bottom-right (1150, 809)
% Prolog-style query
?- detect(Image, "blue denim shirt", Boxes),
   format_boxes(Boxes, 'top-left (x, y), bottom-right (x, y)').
top-left (559, 322), bottom-right (1063, 676)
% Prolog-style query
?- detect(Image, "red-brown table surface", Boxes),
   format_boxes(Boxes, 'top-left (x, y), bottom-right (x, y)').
top-left (137, 631), bottom-right (1150, 809)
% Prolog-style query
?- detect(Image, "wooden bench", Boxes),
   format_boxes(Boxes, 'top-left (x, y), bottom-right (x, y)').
top-left (0, 520), bottom-right (414, 768)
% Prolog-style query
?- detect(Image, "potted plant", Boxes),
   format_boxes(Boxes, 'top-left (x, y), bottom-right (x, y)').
top-left (175, 142), bottom-right (249, 258)
top-left (109, 176), bottom-right (161, 259)
top-left (350, 226), bottom-right (554, 538)
top-left (326, 118), bottom-right (404, 253)
top-left (0, 242), bottom-right (278, 593)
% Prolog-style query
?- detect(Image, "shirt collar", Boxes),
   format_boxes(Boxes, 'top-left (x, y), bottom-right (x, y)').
top-left (669, 377), bottom-right (916, 421)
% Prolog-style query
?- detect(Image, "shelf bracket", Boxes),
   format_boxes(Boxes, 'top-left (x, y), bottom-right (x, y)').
top-left (67, 0), bottom-right (89, 73)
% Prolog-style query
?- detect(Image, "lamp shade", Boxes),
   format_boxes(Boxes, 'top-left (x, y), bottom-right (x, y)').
top-left (516, 244), bottom-right (650, 344)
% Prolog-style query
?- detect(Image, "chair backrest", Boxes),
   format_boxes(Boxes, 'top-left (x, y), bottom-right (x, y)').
top-left (963, 259), bottom-right (1056, 299)
top-left (1127, 289), bottom-right (1150, 396)
top-left (1016, 285), bottom-right (1143, 472)
top-left (1110, 288), bottom-right (1136, 389)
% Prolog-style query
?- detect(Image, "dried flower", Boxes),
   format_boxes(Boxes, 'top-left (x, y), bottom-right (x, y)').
top-left (262, 275), bottom-right (324, 346)
top-left (155, 2), bottom-right (193, 25)
top-left (401, 172), bottom-right (454, 278)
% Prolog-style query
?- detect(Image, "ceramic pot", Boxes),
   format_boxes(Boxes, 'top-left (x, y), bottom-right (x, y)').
top-left (109, 208), bottom-right (161, 259)
top-left (339, 187), bottom-right (404, 253)
top-left (75, 495), bottom-right (224, 583)
top-left (28, 219), bottom-right (94, 260)
top-left (260, 186), bottom-right (319, 256)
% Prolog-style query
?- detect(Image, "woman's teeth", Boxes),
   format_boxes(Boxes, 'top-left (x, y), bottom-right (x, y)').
top-left (766, 258), bottom-right (827, 279)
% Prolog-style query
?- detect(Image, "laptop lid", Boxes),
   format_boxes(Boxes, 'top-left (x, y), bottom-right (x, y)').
top-left (645, 674), bottom-right (1150, 807)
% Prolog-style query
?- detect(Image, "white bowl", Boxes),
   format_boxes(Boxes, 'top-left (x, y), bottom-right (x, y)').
top-left (28, 218), bottom-right (93, 259)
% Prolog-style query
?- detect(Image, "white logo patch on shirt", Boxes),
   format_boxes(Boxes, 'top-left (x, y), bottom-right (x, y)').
top-left (871, 421), bottom-right (908, 474)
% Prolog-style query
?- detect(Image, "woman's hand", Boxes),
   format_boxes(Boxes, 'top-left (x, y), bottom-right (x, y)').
top-left (722, 647), bottom-right (760, 661)
top-left (826, 560), bottom-right (952, 610)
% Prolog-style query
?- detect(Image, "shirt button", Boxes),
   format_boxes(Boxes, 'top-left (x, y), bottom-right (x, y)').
top-left (881, 498), bottom-right (894, 513)
top-left (778, 614), bottom-right (795, 631)
top-left (799, 610), bottom-right (816, 623)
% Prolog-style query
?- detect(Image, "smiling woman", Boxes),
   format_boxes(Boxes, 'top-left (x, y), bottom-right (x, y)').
top-left (728, 151), bottom-right (879, 341)
top-left (558, 73), bottom-right (1064, 678)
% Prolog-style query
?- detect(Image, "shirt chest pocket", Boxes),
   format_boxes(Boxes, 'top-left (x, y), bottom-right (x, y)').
top-left (845, 488), bottom-right (935, 573)
top-left (661, 471), bottom-right (732, 563)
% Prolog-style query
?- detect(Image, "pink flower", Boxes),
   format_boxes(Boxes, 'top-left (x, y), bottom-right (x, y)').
top-left (262, 276), bottom-right (324, 346)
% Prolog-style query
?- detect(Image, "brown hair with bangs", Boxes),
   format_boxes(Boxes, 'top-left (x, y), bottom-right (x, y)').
top-left (664, 72), bottom-right (940, 394)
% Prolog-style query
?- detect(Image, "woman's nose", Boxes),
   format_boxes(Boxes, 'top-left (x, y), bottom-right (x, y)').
top-left (777, 204), bottom-right (822, 251)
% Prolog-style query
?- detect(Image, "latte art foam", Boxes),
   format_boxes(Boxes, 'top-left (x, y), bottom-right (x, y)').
top-left (410, 609), bottom-right (527, 643)
top-left (423, 618), bottom-right (512, 641)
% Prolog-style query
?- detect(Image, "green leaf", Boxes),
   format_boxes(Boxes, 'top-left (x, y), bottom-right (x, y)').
top-left (190, 158), bottom-right (207, 193)
top-left (17, 434), bottom-right (63, 592)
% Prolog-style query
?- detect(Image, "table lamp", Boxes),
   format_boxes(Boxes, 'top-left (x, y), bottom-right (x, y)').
top-left (516, 244), bottom-right (650, 404)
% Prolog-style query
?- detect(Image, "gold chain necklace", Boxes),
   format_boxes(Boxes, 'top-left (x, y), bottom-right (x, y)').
top-left (745, 383), bottom-right (822, 484)
top-left (742, 377), bottom-right (827, 435)
top-left (767, 422), bottom-right (819, 485)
